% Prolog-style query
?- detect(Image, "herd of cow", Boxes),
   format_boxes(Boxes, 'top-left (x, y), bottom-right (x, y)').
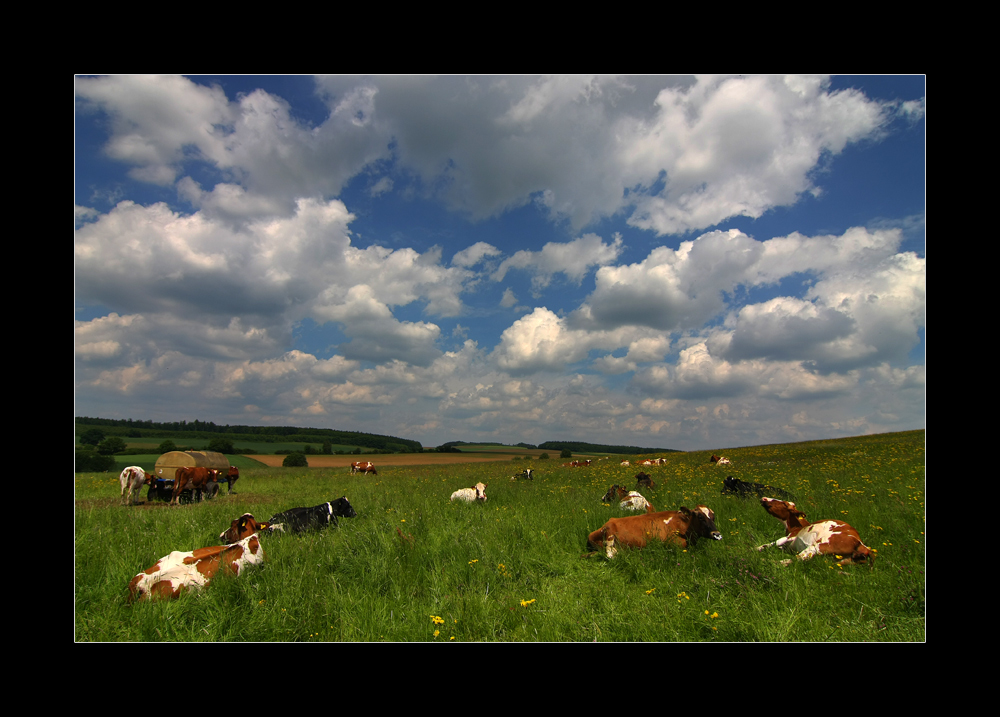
top-left (122, 453), bottom-right (875, 603)
top-left (119, 465), bottom-right (241, 506)
top-left (589, 469), bottom-right (873, 568)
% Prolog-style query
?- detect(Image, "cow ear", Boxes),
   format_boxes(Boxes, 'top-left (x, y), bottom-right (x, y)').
top-left (679, 506), bottom-right (692, 517)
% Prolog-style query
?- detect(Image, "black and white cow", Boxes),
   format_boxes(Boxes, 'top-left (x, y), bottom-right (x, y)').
top-left (264, 497), bottom-right (358, 534)
top-left (721, 476), bottom-right (792, 500)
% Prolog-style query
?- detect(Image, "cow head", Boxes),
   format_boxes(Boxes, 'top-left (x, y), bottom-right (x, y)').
top-left (601, 484), bottom-right (621, 502)
top-left (680, 505), bottom-right (722, 542)
top-left (331, 496), bottom-right (357, 518)
top-left (760, 497), bottom-right (808, 528)
top-left (219, 513), bottom-right (271, 543)
top-left (474, 482), bottom-right (487, 501)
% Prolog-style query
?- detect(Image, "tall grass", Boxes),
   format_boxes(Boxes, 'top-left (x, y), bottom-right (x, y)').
top-left (75, 430), bottom-right (925, 641)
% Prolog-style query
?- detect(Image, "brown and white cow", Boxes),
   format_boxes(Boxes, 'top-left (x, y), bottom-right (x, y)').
top-left (128, 514), bottom-right (269, 601)
top-left (601, 484), bottom-right (654, 513)
top-left (119, 466), bottom-right (153, 505)
top-left (218, 513), bottom-right (272, 543)
top-left (709, 455), bottom-right (731, 465)
top-left (564, 460), bottom-right (592, 467)
top-left (451, 482), bottom-right (487, 502)
top-left (586, 505), bottom-right (722, 558)
top-left (171, 466), bottom-right (219, 505)
top-left (756, 497), bottom-right (874, 567)
top-left (351, 461), bottom-right (377, 475)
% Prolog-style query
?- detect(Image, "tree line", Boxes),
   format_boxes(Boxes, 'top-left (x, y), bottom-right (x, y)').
top-left (537, 441), bottom-right (679, 455)
top-left (75, 416), bottom-right (423, 452)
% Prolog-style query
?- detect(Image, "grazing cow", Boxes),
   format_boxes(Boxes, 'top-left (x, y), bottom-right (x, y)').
top-left (722, 476), bottom-right (791, 500)
top-left (510, 468), bottom-right (534, 481)
top-left (564, 460), bottom-right (592, 467)
top-left (635, 472), bottom-right (655, 489)
top-left (119, 466), bottom-right (152, 505)
top-left (351, 461), bottom-right (378, 475)
top-left (171, 466), bottom-right (219, 505)
top-left (756, 497), bottom-right (874, 567)
top-left (620, 460), bottom-right (631, 467)
top-left (451, 482), bottom-right (488, 502)
top-left (586, 505), bottom-right (722, 558)
top-left (129, 515), bottom-right (268, 601)
top-left (709, 455), bottom-right (731, 465)
top-left (263, 497), bottom-right (358, 534)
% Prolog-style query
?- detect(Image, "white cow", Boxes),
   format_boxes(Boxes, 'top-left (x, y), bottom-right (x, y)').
top-left (451, 482), bottom-right (488, 502)
top-left (119, 466), bottom-right (149, 505)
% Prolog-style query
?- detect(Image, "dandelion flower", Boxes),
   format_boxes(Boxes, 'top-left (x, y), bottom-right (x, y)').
top-left (433, 630), bottom-right (440, 638)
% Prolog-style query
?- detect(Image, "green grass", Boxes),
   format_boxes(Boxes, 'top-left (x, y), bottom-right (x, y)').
top-left (76, 430), bottom-right (925, 641)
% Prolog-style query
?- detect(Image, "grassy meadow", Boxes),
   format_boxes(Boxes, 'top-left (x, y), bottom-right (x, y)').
top-left (75, 430), bottom-right (925, 642)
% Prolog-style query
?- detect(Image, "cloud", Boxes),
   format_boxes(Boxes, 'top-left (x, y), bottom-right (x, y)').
top-left (451, 241), bottom-right (502, 267)
top-left (79, 75), bottom-right (892, 236)
top-left (570, 229), bottom-right (762, 331)
top-left (493, 232), bottom-right (624, 294)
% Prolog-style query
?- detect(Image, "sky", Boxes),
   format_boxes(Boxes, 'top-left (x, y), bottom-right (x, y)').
top-left (75, 75), bottom-right (925, 451)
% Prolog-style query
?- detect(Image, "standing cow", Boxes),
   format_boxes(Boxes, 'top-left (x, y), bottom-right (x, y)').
top-left (119, 466), bottom-right (152, 505)
top-left (351, 461), bottom-right (377, 475)
top-left (171, 466), bottom-right (219, 505)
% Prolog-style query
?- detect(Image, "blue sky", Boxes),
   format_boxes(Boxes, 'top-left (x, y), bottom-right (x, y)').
top-left (75, 75), bottom-right (924, 450)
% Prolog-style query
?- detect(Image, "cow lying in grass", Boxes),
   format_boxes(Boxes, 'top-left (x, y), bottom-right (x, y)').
top-left (585, 505), bottom-right (722, 559)
top-left (635, 472), bottom-right (655, 489)
top-left (451, 482), bottom-right (487, 502)
top-left (261, 497), bottom-right (358, 535)
top-left (756, 497), bottom-right (874, 567)
top-left (129, 514), bottom-right (269, 601)
top-left (721, 476), bottom-right (791, 500)
top-left (601, 484), bottom-right (653, 512)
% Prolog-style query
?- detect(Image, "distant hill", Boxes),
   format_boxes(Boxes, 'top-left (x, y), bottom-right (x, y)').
top-left (538, 441), bottom-right (680, 455)
top-left (75, 416), bottom-right (423, 453)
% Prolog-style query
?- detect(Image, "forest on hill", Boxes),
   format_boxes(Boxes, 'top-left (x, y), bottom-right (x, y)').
top-left (74, 416), bottom-right (423, 452)
top-left (537, 440), bottom-right (680, 455)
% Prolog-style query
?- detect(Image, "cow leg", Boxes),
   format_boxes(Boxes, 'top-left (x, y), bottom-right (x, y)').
top-left (757, 536), bottom-right (793, 552)
top-left (777, 544), bottom-right (822, 567)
